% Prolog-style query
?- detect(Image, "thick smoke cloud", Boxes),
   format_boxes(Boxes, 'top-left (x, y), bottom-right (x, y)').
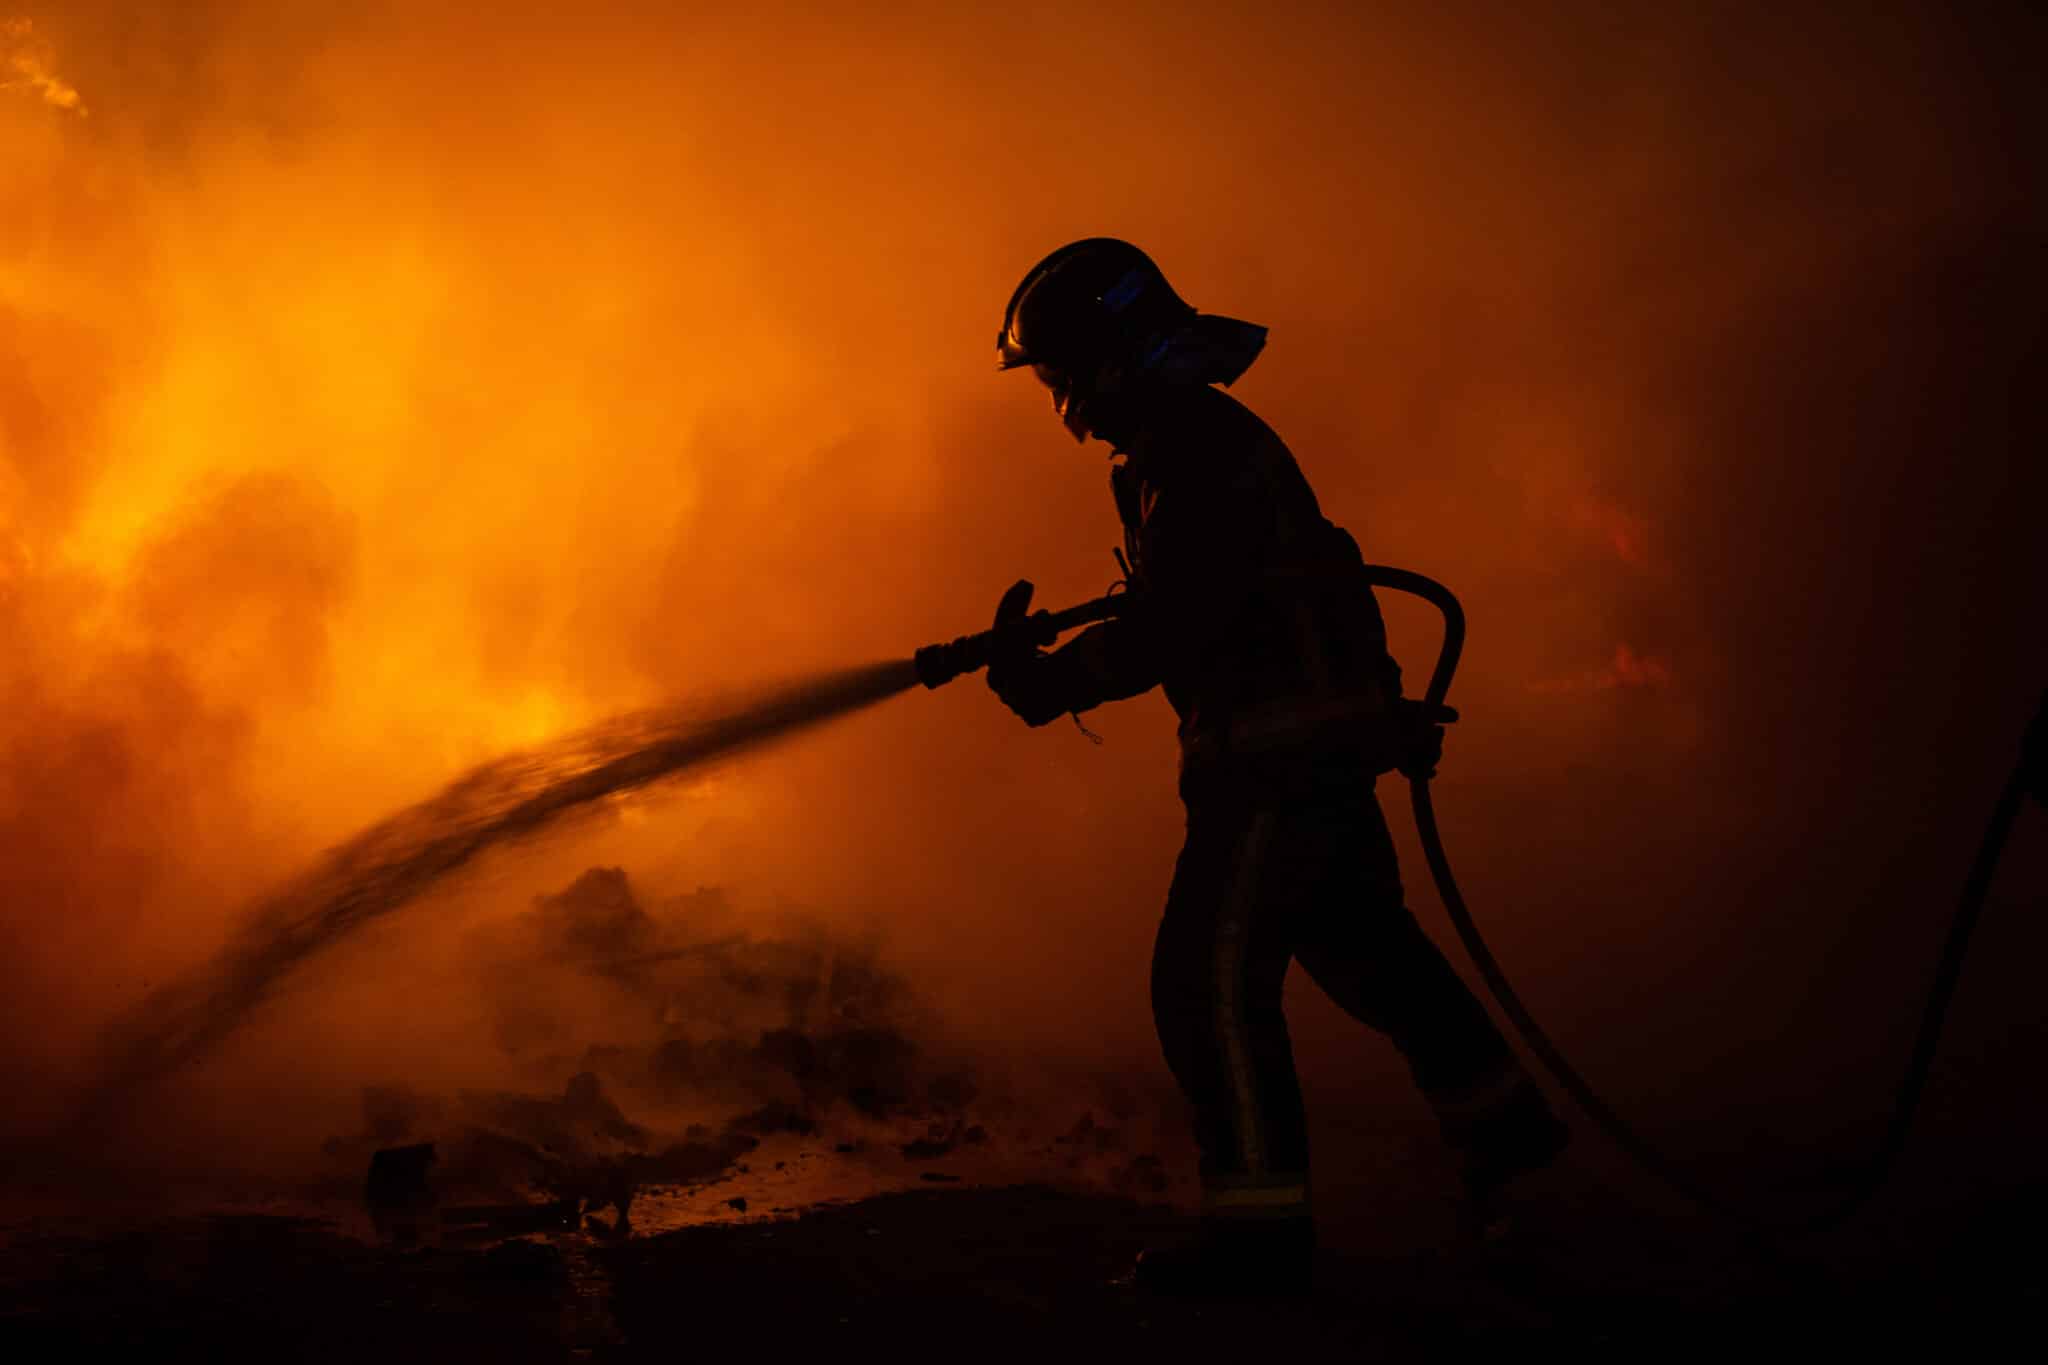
top-left (2, 1), bottom-right (2041, 1198)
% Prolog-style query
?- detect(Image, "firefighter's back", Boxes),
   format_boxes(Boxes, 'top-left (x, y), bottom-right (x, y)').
top-left (1116, 386), bottom-right (1403, 800)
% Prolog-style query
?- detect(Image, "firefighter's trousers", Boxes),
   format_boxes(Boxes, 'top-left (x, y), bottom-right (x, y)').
top-left (1152, 784), bottom-right (1536, 1221)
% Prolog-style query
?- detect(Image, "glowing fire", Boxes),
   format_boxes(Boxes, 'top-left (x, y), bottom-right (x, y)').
top-left (1, 18), bottom-right (84, 114)
top-left (1568, 492), bottom-right (1650, 568)
top-left (3, 3), bottom-right (2000, 1166)
top-left (1530, 643), bottom-right (1673, 695)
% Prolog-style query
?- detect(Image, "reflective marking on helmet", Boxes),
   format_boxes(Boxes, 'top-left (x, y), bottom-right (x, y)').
top-left (1100, 266), bottom-right (1149, 313)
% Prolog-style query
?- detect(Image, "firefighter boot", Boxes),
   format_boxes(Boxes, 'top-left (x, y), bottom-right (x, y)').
top-left (1456, 1081), bottom-right (1570, 1238)
top-left (1132, 1215), bottom-right (1316, 1296)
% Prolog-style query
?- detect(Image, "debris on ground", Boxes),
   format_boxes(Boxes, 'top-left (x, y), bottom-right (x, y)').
top-left (460, 1070), bottom-right (646, 1152)
top-left (1110, 1154), bottom-right (1170, 1195)
top-left (320, 865), bottom-right (1192, 1254)
top-left (444, 1201), bottom-right (580, 1239)
top-left (1055, 1112), bottom-right (1123, 1152)
top-left (728, 1100), bottom-right (819, 1137)
top-left (7, 1182), bottom-right (2043, 1358)
top-left (901, 1119), bottom-right (989, 1161)
top-left (364, 1142), bottom-right (438, 1246)
top-left (478, 1237), bottom-right (568, 1284)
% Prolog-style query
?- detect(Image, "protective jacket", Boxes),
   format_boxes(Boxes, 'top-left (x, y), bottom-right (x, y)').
top-left (1042, 385), bottom-right (1404, 799)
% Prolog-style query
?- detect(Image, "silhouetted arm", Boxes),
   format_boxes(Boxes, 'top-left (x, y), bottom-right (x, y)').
top-left (1037, 617), bottom-right (1163, 712)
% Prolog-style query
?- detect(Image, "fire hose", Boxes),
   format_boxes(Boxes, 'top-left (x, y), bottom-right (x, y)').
top-left (915, 571), bottom-right (2046, 1235)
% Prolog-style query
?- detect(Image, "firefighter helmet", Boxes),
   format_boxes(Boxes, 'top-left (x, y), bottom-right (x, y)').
top-left (998, 238), bottom-right (1267, 440)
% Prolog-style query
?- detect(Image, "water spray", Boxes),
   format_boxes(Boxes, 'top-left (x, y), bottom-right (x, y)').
top-left (87, 587), bottom-right (1126, 1112)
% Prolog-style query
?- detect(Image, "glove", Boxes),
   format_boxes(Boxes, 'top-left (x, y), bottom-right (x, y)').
top-left (984, 578), bottom-right (1070, 728)
top-left (989, 654), bottom-right (1072, 727)
top-left (1392, 698), bottom-right (1459, 780)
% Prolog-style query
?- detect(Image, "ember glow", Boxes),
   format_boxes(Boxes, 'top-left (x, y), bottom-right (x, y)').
top-left (2, 2), bottom-right (2040, 1176)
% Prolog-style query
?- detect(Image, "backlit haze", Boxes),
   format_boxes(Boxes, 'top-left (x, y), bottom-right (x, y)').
top-left (2, 2), bottom-right (2041, 1196)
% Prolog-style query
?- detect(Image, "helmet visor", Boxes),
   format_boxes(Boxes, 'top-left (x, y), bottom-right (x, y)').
top-left (996, 325), bottom-right (1032, 369)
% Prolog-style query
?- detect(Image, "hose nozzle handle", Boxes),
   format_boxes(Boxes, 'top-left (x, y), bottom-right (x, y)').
top-left (914, 582), bottom-right (1126, 689)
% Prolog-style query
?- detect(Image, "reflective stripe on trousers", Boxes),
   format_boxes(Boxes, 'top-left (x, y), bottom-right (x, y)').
top-left (1203, 1172), bottom-right (1311, 1220)
top-left (1152, 790), bottom-right (1522, 1224)
top-left (1214, 810), bottom-right (1275, 1181)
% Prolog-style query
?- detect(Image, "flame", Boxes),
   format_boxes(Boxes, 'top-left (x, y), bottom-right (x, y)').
top-left (0, 3), bottom-right (2024, 1164)
top-left (1530, 643), bottom-right (1674, 695)
top-left (1, 18), bottom-right (85, 115)
top-left (1567, 492), bottom-right (1650, 568)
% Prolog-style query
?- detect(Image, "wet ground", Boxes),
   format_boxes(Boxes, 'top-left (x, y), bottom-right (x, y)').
top-left (3, 1152), bottom-right (2039, 1361)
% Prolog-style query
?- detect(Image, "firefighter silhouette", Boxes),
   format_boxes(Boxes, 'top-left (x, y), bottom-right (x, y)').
top-left (989, 239), bottom-right (1568, 1292)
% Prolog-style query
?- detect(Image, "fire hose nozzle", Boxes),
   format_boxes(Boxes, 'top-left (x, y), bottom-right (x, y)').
top-left (912, 633), bottom-right (994, 690)
top-left (913, 586), bottom-right (1127, 690)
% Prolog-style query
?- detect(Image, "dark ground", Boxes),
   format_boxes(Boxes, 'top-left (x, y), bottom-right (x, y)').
top-left (2, 1170), bottom-right (2040, 1362)
top-left (7, 842), bottom-right (2043, 1361)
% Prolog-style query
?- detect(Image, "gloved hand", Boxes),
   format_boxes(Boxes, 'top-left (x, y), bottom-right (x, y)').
top-left (989, 654), bottom-right (1072, 727)
top-left (1393, 698), bottom-right (1459, 780)
top-left (984, 578), bottom-right (1070, 728)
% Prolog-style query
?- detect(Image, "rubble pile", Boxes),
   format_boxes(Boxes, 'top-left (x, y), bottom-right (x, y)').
top-left (327, 865), bottom-right (1182, 1240)
top-left (477, 867), bottom-right (938, 1103)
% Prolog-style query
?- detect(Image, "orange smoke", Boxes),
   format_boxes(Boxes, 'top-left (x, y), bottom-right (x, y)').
top-left (2, 1), bottom-right (2042, 1183)
top-left (1, 18), bottom-right (83, 114)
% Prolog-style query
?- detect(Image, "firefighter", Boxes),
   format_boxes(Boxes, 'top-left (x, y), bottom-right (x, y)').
top-left (987, 239), bottom-right (1568, 1293)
